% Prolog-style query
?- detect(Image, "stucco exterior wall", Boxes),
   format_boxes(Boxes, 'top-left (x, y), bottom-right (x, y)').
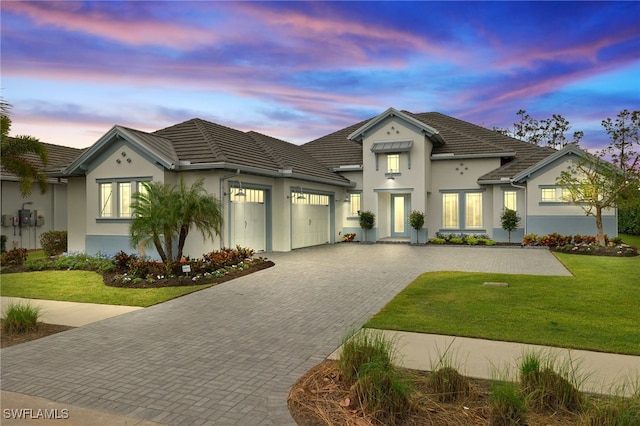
top-left (524, 157), bottom-right (617, 237)
top-left (66, 177), bottom-right (86, 252)
top-left (1, 180), bottom-right (69, 250)
top-left (428, 158), bottom-right (500, 238)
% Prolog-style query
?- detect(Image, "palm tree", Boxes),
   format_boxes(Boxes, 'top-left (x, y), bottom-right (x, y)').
top-left (1, 100), bottom-right (49, 196)
top-left (130, 178), bottom-right (223, 264)
top-left (174, 178), bottom-right (223, 261)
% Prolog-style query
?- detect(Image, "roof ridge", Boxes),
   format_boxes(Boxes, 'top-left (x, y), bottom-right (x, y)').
top-left (192, 118), bottom-right (228, 162)
top-left (246, 131), bottom-right (287, 169)
top-left (409, 112), bottom-right (508, 153)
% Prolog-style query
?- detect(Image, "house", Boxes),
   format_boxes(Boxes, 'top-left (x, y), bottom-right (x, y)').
top-left (1, 142), bottom-right (85, 250)
top-left (59, 108), bottom-right (617, 257)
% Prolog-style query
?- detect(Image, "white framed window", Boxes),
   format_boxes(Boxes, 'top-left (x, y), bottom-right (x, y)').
top-left (540, 186), bottom-right (570, 202)
top-left (465, 192), bottom-right (483, 228)
top-left (97, 179), bottom-right (149, 219)
top-left (442, 193), bottom-right (459, 228)
top-left (504, 190), bottom-right (517, 211)
top-left (349, 193), bottom-right (361, 216)
top-left (99, 183), bottom-right (114, 218)
top-left (292, 192), bottom-right (329, 205)
top-left (387, 154), bottom-right (400, 173)
top-left (118, 182), bottom-right (132, 217)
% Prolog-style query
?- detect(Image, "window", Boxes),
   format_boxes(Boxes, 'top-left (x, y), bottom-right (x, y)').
top-left (504, 190), bottom-right (517, 211)
top-left (442, 191), bottom-right (484, 229)
top-left (349, 193), bottom-right (361, 216)
top-left (292, 192), bottom-right (329, 205)
top-left (231, 188), bottom-right (264, 203)
top-left (541, 188), bottom-right (556, 202)
top-left (99, 183), bottom-right (113, 218)
top-left (387, 154), bottom-right (400, 173)
top-left (540, 187), bottom-right (570, 202)
top-left (442, 193), bottom-right (459, 228)
top-left (465, 193), bottom-right (483, 228)
top-left (119, 182), bottom-right (132, 217)
top-left (97, 179), bottom-right (149, 219)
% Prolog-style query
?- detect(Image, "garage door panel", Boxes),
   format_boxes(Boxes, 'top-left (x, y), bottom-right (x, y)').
top-left (231, 189), bottom-right (266, 252)
top-left (291, 197), bottom-right (330, 249)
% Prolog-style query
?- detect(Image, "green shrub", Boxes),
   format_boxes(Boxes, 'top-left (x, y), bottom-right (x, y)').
top-left (358, 210), bottom-right (376, 242)
top-left (449, 237), bottom-right (464, 244)
top-left (354, 360), bottom-right (413, 425)
top-left (338, 329), bottom-right (394, 384)
top-left (1, 247), bottom-right (28, 266)
top-left (409, 210), bottom-right (425, 231)
top-left (581, 398), bottom-right (640, 426)
top-left (2, 301), bottom-right (41, 334)
top-left (482, 239), bottom-right (497, 246)
top-left (1, 235), bottom-right (7, 253)
top-left (490, 381), bottom-right (527, 426)
top-left (339, 330), bottom-right (412, 425)
top-left (618, 205), bottom-right (640, 235)
top-left (518, 352), bottom-right (583, 412)
top-left (430, 366), bottom-right (471, 402)
top-left (464, 236), bottom-right (479, 245)
top-left (40, 230), bottom-right (67, 256)
top-left (429, 237), bottom-right (446, 244)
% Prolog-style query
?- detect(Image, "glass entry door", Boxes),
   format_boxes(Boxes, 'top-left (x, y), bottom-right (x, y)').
top-left (391, 194), bottom-right (410, 237)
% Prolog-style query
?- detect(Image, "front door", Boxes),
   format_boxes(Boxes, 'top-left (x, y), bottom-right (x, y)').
top-left (391, 194), bottom-right (409, 237)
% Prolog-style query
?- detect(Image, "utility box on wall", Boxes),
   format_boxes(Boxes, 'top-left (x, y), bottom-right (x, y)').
top-left (35, 210), bottom-right (45, 227)
top-left (2, 214), bottom-right (18, 227)
top-left (18, 209), bottom-right (31, 227)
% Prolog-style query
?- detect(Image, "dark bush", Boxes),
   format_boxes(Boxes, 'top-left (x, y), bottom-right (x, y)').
top-left (40, 230), bottom-right (67, 256)
top-left (1, 235), bottom-right (7, 253)
top-left (1, 248), bottom-right (28, 266)
top-left (619, 205), bottom-right (640, 235)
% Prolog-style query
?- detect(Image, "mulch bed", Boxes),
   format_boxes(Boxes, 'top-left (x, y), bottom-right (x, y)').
top-left (288, 360), bottom-right (580, 426)
top-left (1, 321), bottom-right (75, 348)
top-left (104, 260), bottom-right (275, 288)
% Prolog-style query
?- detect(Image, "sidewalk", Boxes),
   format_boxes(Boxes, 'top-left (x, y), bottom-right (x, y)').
top-left (0, 297), bottom-right (143, 327)
top-left (330, 329), bottom-right (640, 397)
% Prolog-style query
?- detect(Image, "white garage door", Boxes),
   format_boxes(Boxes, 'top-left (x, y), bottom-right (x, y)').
top-left (230, 189), bottom-right (266, 252)
top-left (292, 192), bottom-right (330, 249)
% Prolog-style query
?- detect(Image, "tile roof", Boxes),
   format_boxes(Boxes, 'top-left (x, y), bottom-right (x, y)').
top-left (302, 110), bottom-right (558, 181)
top-left (301, 119), bottom-right (368, 168)
top-left (152, 118), bottom-right (350, 184)
top-left (1, 141), bottom-right (85, 179)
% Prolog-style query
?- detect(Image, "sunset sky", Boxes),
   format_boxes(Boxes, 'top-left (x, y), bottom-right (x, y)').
top-left (2, 1), bottom-right (638, 152)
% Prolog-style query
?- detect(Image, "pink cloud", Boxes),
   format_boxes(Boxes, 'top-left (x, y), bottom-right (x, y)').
top-left (3, 1), bottom-right (216, 50)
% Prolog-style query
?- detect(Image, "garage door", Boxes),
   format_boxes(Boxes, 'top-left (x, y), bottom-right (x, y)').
top-left (291, 192), bottom-right (330, 249)
top-left (230, 189), bottom-right (266, 252)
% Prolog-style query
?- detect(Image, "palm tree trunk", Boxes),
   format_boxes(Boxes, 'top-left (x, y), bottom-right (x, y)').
top-left (176, 226), bottom-right (189, 261)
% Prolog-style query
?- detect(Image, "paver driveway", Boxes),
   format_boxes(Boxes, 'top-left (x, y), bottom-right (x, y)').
top-left (1, 245), bottom-right (570, 425)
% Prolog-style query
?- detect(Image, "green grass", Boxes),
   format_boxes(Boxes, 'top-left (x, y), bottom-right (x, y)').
top-left (621, 233), bottom-right (640, 248)
top-left (0, 271), bottom-right (214, 307)
top-left (366, 249), bottom-right (639, 355)
top-left (27, 250), bottom-right (47, 261)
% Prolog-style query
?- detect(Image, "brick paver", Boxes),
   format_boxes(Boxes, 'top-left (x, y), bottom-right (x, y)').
top-left (0, 245), bottom-right (569, 425)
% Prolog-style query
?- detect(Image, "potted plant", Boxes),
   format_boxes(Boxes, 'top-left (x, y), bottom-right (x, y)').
top-left (358, 210), bottom-right (375, 243)
top-left (409, 210), bottom-right (425, 244)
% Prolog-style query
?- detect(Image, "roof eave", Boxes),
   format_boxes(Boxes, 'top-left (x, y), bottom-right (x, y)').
top-left (347, 107), bottom-right (443, 143)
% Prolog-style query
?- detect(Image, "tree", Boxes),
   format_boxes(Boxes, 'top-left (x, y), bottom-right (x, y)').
top-left (494, 109), bottom-right (583, 149)
top-left (500, 208), bottom-right (520, 243)
top-left (0, 100), bottom-right (49, 196)
top-left (409, 210), bottom-right (425, 244)
top-left (358, 210), bottom-right (375, 243)
top-left (557, 110), bottom-right (640, 246)
top-left (130, 178), bottom-right (223, 263)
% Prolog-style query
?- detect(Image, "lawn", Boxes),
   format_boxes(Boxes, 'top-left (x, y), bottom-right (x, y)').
top-left (0, 270), bottom-right (214, 307)
top-left (366, 235), bottom-right (640, 355)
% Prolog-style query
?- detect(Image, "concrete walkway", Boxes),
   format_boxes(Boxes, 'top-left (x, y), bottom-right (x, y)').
top-left (1, 297), bottom-right (143, 327)
top-left (1, 244), bottom-right (633, 425)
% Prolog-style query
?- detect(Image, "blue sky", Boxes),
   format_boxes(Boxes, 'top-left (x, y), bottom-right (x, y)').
top-left (2, 1), bottom-right (638, 151)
